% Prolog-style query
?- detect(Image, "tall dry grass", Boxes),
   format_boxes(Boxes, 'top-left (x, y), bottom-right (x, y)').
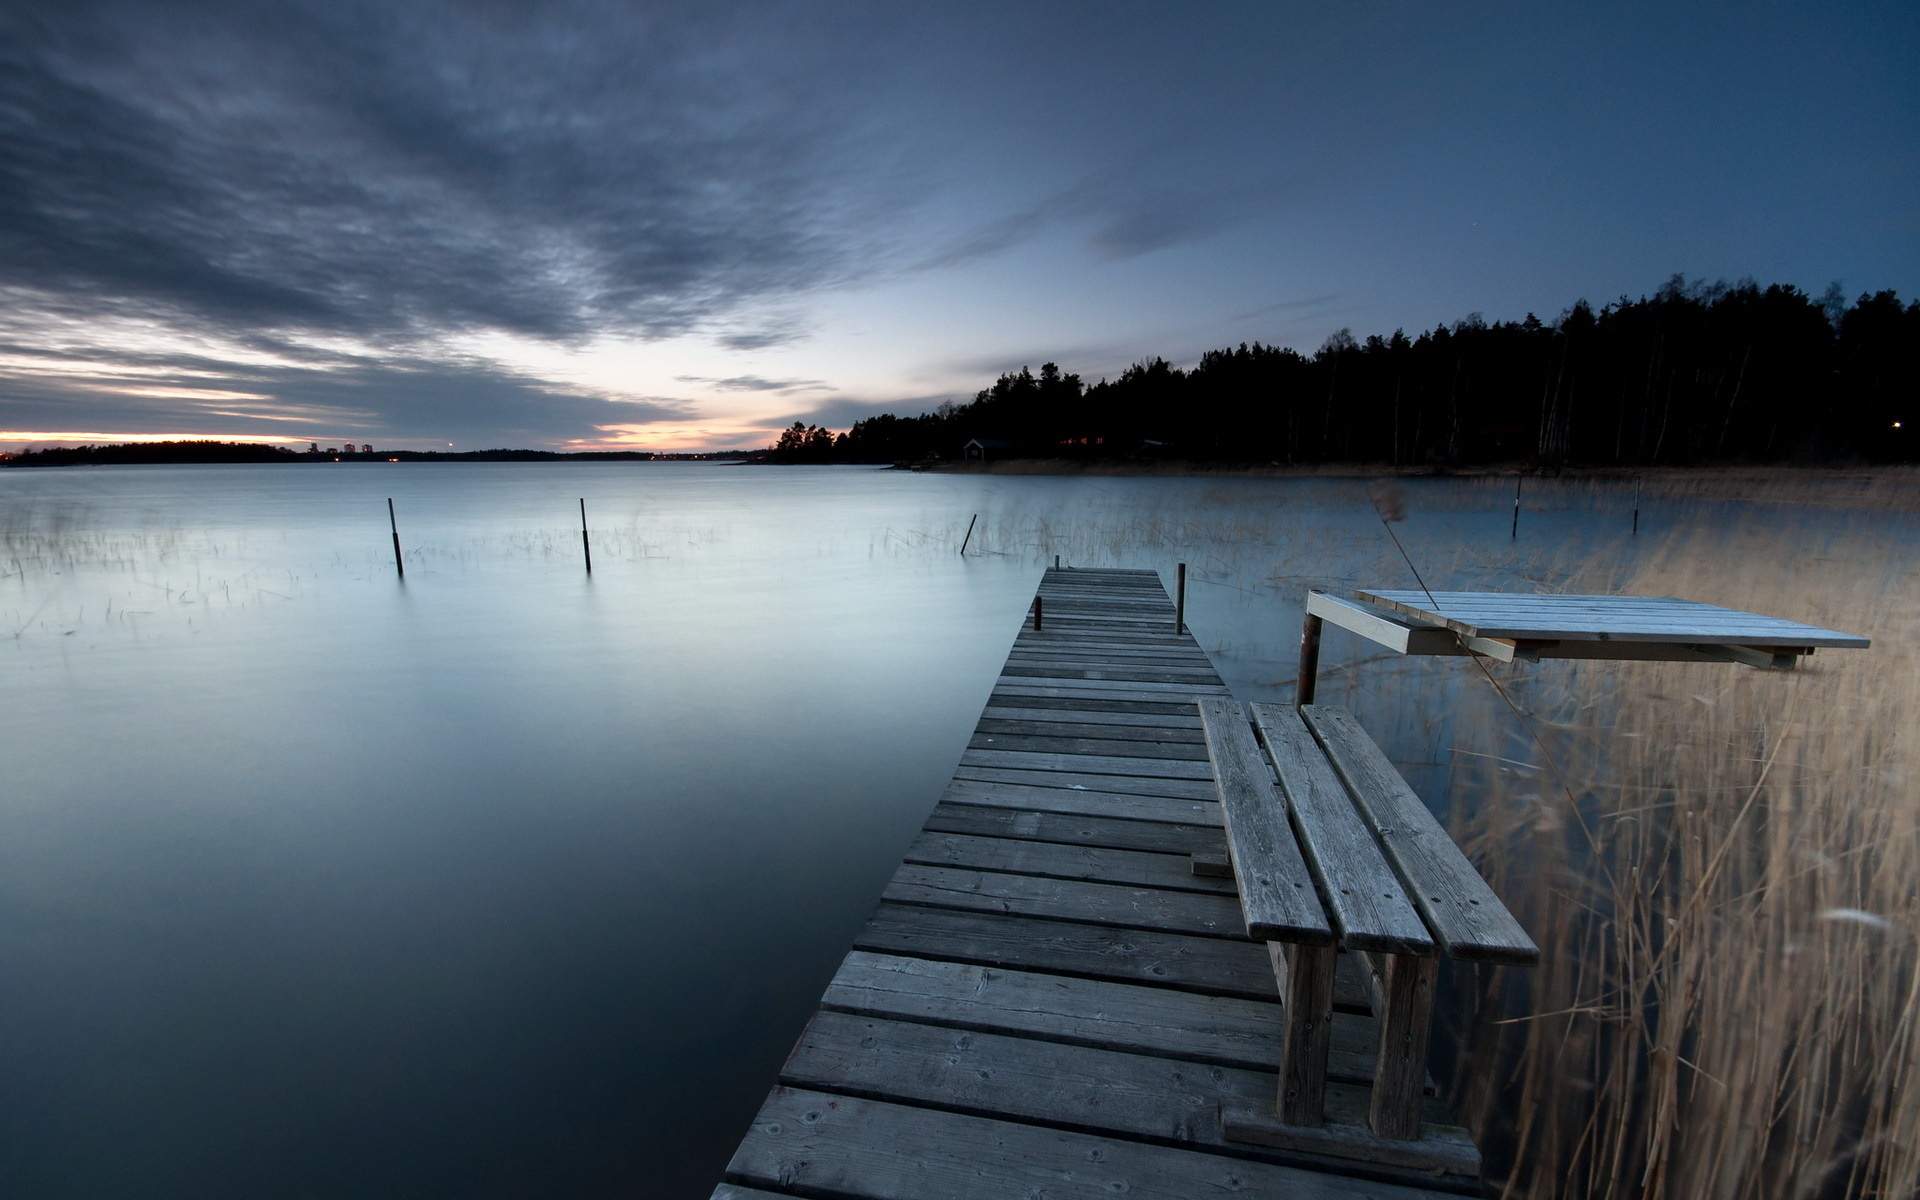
top-left (1445, 509), bottom-right (1920, 1199)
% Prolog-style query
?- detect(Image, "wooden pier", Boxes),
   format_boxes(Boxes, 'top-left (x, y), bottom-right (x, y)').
top-left (714, 568), bottom-right (1482, 1199)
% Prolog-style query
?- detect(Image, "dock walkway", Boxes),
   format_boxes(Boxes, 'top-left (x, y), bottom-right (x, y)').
top-left (715, 568), bottom-right (1476, 1199)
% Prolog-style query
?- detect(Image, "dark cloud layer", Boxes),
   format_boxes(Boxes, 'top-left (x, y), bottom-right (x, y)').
top-left (0, 0), bottom-right (889, 347)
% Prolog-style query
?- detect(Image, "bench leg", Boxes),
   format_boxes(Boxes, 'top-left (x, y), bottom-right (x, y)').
top-left (1369, 952), bottom-right (1438, 1140)
top-left (1270, 941), bottom-right (1336, 1126)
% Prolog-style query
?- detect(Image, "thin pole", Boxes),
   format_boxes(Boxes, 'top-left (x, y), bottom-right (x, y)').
top-left (387, 498), bottom-right (404, 579)
top-left (1297, 606), bottom-right (1324, 706)
top-left (1054, 554), bottom-right (1060, 569)
top-left (1175, 562), bottom-right (1186, 634)
top-left (959, 513), bottom-right (977, 555)
top-left (1032, 595), bottom-right (1043, 631)
top-left (1632, 476), bottom-right (1641, 535)
top-left (579, 498), bottom-right (592, 574)
top-left (1510, 476), bottom-right (1522, 540)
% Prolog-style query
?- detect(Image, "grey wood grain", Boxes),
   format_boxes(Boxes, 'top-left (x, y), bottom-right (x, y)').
top-left (1278, 941), bottom-right (1339, 1126)
top-left (1195, 698), bottom-right (1334, 945)
top-left (994, 675), bottom-right (1233, 696)
top-left (976, 715), bottom-right (1206, 742)
top-left (924, 801), bottom-right (1227, 855)
top-left (937, 779), bottom-right (1223, 824)
top-left (981, 705), bottom-right (1204, 729)
top-left (993, 683), bottom-right (1232, 707)
top-left (968, 731), bottom-right (1210, 760)
top-left (856, 903), bottom-right (1277, 1000)
top-left (951, 765), bottom-right (1219, 800)
top-left (904, 831), bottom-right (1237, 894)
top-left (1302, 705), bottom-right (1539, 965)
top-left (779, 1013), bottom-right (1469, 1184)
top-left (731, 1088), bottom-right (1467, 1200)
top-left (1252, 704), bottom-right (1436, 957)
top-left (854, 903), bottom-right (1375, 1009)
top-left (958, 748), bottom-right (1217, 780)
top-left (1370, 953), bottom-right (1439, 1140)
top-left (884, 864), bottom-right (1245, 937)
top-left (1358, 589), bottom-right (1869, 647)
top-left (821, 951), bottom-right (1386, 1081)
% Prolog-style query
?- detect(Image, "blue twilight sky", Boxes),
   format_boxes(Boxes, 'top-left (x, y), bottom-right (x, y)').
top-left (1, 1), bottom-right (1914, 451)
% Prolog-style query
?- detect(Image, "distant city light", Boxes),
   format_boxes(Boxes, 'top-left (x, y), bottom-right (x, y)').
top-left (1895, 421), bottom-right (1904, 429)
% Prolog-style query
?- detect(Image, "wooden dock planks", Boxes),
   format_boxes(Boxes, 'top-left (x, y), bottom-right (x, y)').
top-left (715, 568), bottom-right (1478, 1199)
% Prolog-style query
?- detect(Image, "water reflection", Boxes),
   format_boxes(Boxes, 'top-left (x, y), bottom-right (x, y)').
top-left (0, 464), bottom-right (1891, 1197)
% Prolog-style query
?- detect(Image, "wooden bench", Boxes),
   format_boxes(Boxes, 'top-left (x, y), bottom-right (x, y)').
top-left (1196, 698), bottom-right (1538, 1164)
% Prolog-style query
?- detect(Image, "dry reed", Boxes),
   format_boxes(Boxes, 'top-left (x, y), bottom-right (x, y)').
top-left (1445, 505), bottom-right (1920, 1199)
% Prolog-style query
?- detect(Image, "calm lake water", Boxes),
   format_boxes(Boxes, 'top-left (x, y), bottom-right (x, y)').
top-left (0, 463), bottom-right (1855, 1198)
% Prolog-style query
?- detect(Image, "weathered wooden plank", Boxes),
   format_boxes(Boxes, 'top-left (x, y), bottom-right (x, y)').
top-left (1276, 941), bottom-right (1339, 1126)
top-left (1195, 698), bottom-right (1333, 946)
top-left (950, 765), bottom-right (1219, 800)
top-left (990, 702), bottom-right (1198, 729)
top-left (999, 664), bottom-right (1229, 685)
top-left (976, 714), bottom-right (1206, 741)
top-left (821, 952), bottom-right (1387, 1081)
top-left (854, 903), bottom-right (1375, 1009)
top-left (969, 731), bottom-right (1210, 760)
top-left (1307, 590), bottom-right (1464, 656)
top-left (992, 682), bottom-right (1229, 707)
top-left (731, 1087), bottom-right (1465, 1200)
top-left (1251, 704), bottom-right (1435, 958)
top-left (708, 1185), bottom-right (784, 1200)
top-left (884, 864), bottom-right (1245, 937)
top-left (994, 676), bottom-right (1233, 698)
top-left (938, 779), bottom-right (1223, 824)
top-left (1370, 953), bottom-right (1439, 1140)
top-left (983, 693), bottom-right (1199, 716)
top-left (779, 1014), bottom-right (1474, 1183)
top-left (904, 831), bottom-right (1237, 894)
top-left (958, 748), bottom-right (1217, 780)
top-left (924, 802), bottom-right (1228, 855)
top-left (1301, 706), bottom-right (1539, 965)
top-left (1357, 589), bottom-right (1869, 647)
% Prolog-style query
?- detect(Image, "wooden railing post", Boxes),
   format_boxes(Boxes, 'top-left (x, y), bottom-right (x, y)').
top-left (1297, 602), bottom-right (1324, 705)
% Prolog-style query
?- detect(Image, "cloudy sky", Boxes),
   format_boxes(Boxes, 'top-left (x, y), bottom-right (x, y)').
top-left (2, 1), bottom-right (1914, 452)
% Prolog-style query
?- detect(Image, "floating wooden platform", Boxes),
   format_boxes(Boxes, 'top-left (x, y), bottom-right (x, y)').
top-left (714, 568), bottom-right (1479, 1199)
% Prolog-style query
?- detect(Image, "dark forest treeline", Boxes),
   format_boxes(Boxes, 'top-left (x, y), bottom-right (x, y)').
top-left (768, 277), bottom-right (1919, 466)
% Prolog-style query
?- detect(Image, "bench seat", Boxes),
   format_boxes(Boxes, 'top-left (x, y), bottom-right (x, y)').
top-left (1196, 698), bottom-right (1537, 1151)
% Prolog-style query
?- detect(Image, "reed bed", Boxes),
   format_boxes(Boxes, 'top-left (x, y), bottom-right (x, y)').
top-left (1439, 513), bottom-right (1920, 1199)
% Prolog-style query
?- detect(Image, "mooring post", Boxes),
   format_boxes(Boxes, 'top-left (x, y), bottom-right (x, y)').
top-left (1511, 476), bottom-right (1521, 540)
top-left (579, 498), bottom-right (592, 574)
top-left (1632, 476), bottom-right (1641, 535)
top-left (387, 498), bottom-right (405, 580)
top-left (960, 513), bottom-right (977, 556)
top-left (1054, 554), bottom-right (1060, 569)
top-left (1175, 562), bottom-right (1187, 634)
top-left (1297, 599), bottom-right (1324, 705)
top-left (1032, 595), bottom-right (1043, 631)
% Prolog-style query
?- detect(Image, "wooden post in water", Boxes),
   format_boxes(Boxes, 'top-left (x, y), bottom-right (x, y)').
top-left (1175, 562), bottom-right (1187, 634)
top-left (579, 498), bottom-right (592, 574)
top-left (1054, 554), bottom-right (1060, 569)
top-left (1032, 595), bottom-right (1043, 631)
top-left (1510, 476), bottom-right (1521, 540)
top-left (1632, 476), bottom-right (1641, 534)
top-left (959, 513), bottom-right (977, 555)
top-left (1296, 596), bottom-right (1324, 705)
top-left (387, 498), bottom-right (405, 579)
